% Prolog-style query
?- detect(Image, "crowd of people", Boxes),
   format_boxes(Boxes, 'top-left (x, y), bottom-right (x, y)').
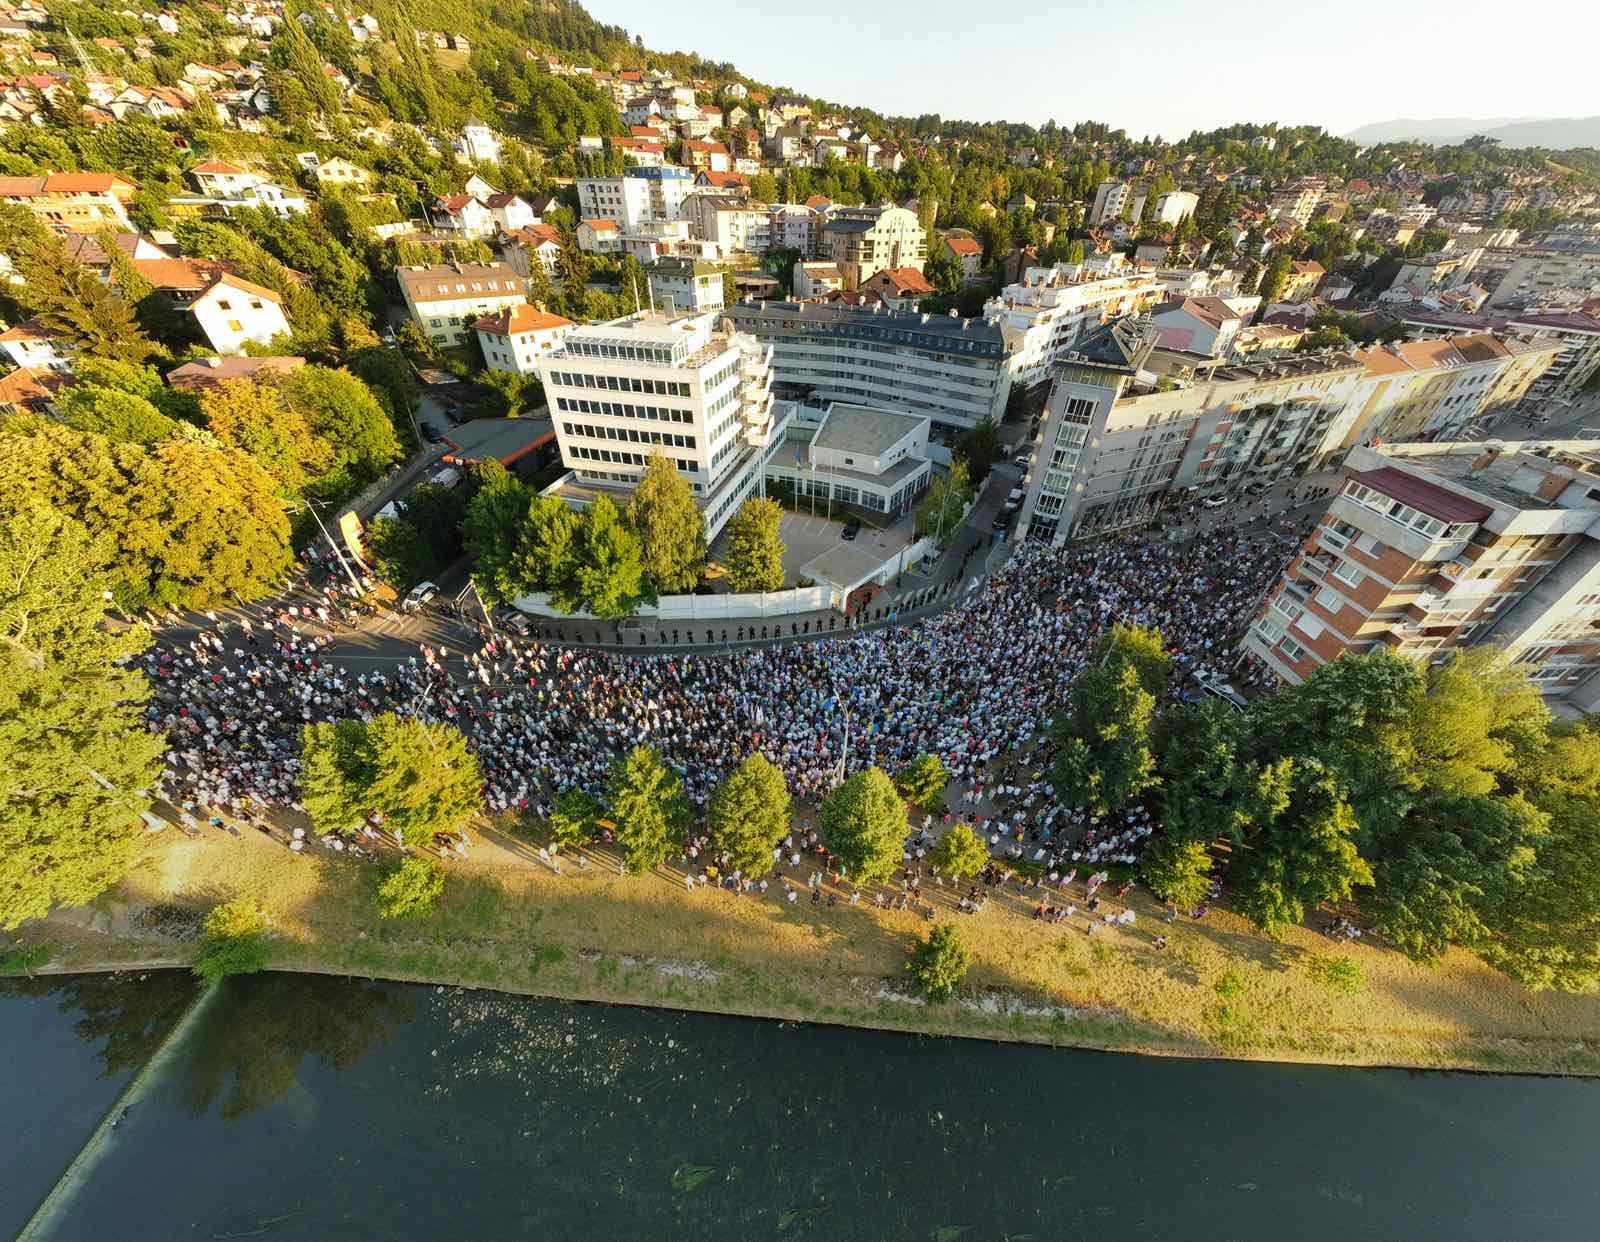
top-left (142, 526), bottom-right (1295, 906)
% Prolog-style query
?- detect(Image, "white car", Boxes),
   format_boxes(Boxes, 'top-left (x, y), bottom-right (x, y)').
top-left (1202, 496), bottom-right (1229, 509)
top-left (402, 581), bottom-right (438, 612)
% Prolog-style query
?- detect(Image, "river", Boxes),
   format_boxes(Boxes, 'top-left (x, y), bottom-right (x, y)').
top-left (3, 971), bottom-right (1596, 1241)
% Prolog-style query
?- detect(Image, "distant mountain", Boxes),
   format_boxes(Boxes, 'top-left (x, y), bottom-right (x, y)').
top-left (1345, 116), bottom-right (1600, 148)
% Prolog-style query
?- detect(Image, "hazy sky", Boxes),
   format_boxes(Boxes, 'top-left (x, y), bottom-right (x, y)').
top-left (589, 0), bottom-right (1598, 139)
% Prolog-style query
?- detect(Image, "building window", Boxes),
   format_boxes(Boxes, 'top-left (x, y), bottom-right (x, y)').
top-left (1332, 560), bottom-right (1362, 588)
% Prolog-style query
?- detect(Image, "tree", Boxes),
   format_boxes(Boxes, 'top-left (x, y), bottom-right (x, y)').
top-left (819, 767), bottom-right (906, 886)
top-left (0, 502), bottom-right (165, 929)
top-left (201, 378), bottom-right (332, 492)
top-left (464, 460), bottom-right (535, 605)
top-left (627, 453), bottom-right (706, 593)
top-left (518, 494), bottom-right (583, 603)
top-left (906, 923), bottom-right (969, 1002)
top-left (914, 459), bottom-right (973, 543)
top-left (897, 752), bottom-right (951, 811)
top-left (720, 497), bottom-right (785, 592)
top-left (192, 898), bottom-right (270, 985)
top-left (377, 856), bottom-right (446, 919)
top-left (1141, 837), bottom-right (1213, 909)
top-left (299, 715), bottom-right (482, 844)
top-left (931, 822), bottom-right (989, 881)
top-left (705, 753), bottom-right (791, 878)
top-left (606, 745), bottom-right (689, 874)
top-left (1258, 252), bottom-right (1293, 304)
top-left (1231, 758), bottom-right (1372, 938)
top-left (569, 496), bottom-right (648, 618)
top-left (547, 788), bottom-right (601, 850)
top-left (955, 416), bottom-right (1001, 484)
top-left (1052, 644), bottom-right (1163, 815)
top-left (1154, 700), bottom-right (1248, 845)
top-left (59, 386), bottom-right (178, 446)
top-left (278, 367), bottom-right (403, 486)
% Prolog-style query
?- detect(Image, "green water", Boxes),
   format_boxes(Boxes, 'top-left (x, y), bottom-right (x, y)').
top-left (4, 972), bottom-right (1597, 1240)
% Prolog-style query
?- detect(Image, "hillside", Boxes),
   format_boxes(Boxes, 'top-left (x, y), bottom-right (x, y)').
top-left (1347, 115), bottom-right (1600, 148)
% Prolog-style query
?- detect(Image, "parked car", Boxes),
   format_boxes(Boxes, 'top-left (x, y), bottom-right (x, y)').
top-left (402, 581), bottom-right (438, 612)
top-left (1202, 495), bottom-right (1229, 509)
top-left (1003, 486), bottom-right (1025, 513)
top-left (841, 518), bottom-right (861, 541)
top-left (1194, 668), bottom-right (1248, 713)
top-left (420, 420), bottom-right (447, 444)
top-left (1013, 452), bottom-right (1031, 467)
top-left (501, 611), bottom-right (532, 636)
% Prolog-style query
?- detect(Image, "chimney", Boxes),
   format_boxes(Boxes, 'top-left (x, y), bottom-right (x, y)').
top-left (1469, 446), bottom-right (1500, 474)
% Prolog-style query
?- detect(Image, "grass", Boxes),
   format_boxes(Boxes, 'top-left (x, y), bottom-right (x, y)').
top-left (12, 825), bottom-right (1600, 1075)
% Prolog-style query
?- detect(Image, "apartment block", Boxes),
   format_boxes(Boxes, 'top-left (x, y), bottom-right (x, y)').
top-left (768, 203), bottom-right (819, 256)
top-left (536, 311), bottom-right (786, 539)
top-left (1270, 178), bottom-right (1324, 227)
top-left (1088, 180), bottom-right (1131, 227)
top-left (816, 205), bottom-right (926, 287)
top-left (1485, 239), bottom-right (1600, 309)
top-left (982, 266), bottom-right (1167, 389)
top-left (397, 262), bottom-right (527, 348)
top-left (727, 299), bottom-right (1014, 432)
top-left (646, 256), bottom-right (724, 314)
top-left (1398, 307), bottom-right (1600, 405)
top-left (1244, 441), bottom-right (1600, 705)
top-left (576, 167), bottom-right (695, 230)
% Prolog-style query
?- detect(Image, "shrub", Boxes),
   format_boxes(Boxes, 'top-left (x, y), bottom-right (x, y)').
top-left (192, 898), bottom-right (269, 985)
top-left (906, 923), bottom-right (970, 1002)
top-left (377, 856), bottom-right (446, 919)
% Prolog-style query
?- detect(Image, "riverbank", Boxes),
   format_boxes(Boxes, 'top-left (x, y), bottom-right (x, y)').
top-left (11, 828), bottom-right (1600, 1075)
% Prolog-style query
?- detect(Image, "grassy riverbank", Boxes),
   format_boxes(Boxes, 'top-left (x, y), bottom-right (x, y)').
top-left (12, 827), bottom-right (1600, 1075)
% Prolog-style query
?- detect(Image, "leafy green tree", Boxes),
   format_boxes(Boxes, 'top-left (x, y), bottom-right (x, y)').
top-left (1052, 630), bottom-right (1168, 815)
top-left (1141, 837), bottom-right (1213, 909)
top-left (1155, 700), bottom-right (1248, 845)
top-left (201, 378), bottom-right (332, 492)
top-left (627, 453), bottom-right (706, 593)
top-left (377, 856), bottom-right (446, 919)
top-left (520, 494), bottom-right (583, 603)
top-left (569, 495), bottom-right (647, 618)
top-left (819, 767), bottom-right (906, 885)
top-left (59, 386), bottom-right (178, 446)
top-left (192, 898), bottom-right (270, 985)
top-left (547, 788), bottom-right (601, 850)
top-left (931, 822), bottom-right (989, 881)
top-left (705, 753), bottom-right (791, 878)
top-left (1258, 252), bottom-right (1293, 304)
top-left (914, 459), bottom-right (973, 542)
top-left (720, 497), bottom-right (785, 592)
top-left (897, 752), bottom-right (951, 811)
top-left (606, 745), bottom-right (690, 874)
top-left (954, 416), bottom-right (1001, 485)
top-left (464, 460), bottom-right (535, 605)
top-left (300, 715), bottom-right (482, 844)
top-left (906, 923), bottom-right (969, 1002)
top-left (1231, 758), bottom-right (1372, 938)
top-left (0, 502), bottom-right (164, 928)
top-left (278, 367), bottom-right (403, 485)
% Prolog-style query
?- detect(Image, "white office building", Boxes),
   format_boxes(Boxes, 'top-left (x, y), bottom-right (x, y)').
top-left (576, 167), bottom-right (695, 230)
top-left (536, 311), bottom-right (788, 538)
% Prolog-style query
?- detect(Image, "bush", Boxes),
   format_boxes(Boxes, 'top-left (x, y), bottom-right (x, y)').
top-left (192, 897), bottom-right (269, 985)
top-left (1306, 953), bottom-right (1365, 996)
top-left (906, 923), bottom-right (970, 1002)
top-left (377, 855), bottom-right (446, 919)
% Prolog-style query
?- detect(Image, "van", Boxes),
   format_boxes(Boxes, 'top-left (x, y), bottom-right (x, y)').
top-left (402, 581), bottom-right (438, 612)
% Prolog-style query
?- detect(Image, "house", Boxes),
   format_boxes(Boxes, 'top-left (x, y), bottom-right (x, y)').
top-left (611, 136), bottom-right (664, 167)
top-left (681, 140), bottom-right (730, 173)
top-left (131, 259), bottom-right (292, 354)
top-left (695, 170), bottom-right (748, 193)
top-left (453, 120), bottom-right (501, 165)
top-left (1280, 259), bottom-right (1326, 301)
top-left (474, 304), bottom-right (574, 374)
top-left (500, 224), bottom-right (563, 279)
top-left (397, 261), bottom-right (526, 348)
top-left (0, 319), bottom-right (71, 371)
top-left (0, 364), bottom-right (72, 414)
top-left (0, 171), bottom-right (138, 228)
top-left (485, 192), bottom-right (536, 233)
top-left (942, 235), bottom-right (983, 284)
top-left (622, 95), bottom-right (662, 127)
top-left (1149, 296), bottom-right (1246, 357)
top-left (577, 218), bottom-right (621, 254)
top-left (165, 354), bottom-right (305, 391)
top-left (646, 256), bottom-right (723, 313)
top-left (300, 154), bottom-right (372, 189)
top-left (794, 260), bottom-right (845, 299)
top-left (172, 161), bottom-right (308, 217)
top-left (432, 193), bottom-right (495, 237)
top-left (859, 266), bottom-right (934, 312)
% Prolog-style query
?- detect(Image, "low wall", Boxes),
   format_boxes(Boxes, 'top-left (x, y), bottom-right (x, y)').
top-left (513, 584), bottom-right (836, 621)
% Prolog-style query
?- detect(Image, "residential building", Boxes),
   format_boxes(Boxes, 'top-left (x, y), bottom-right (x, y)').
top-left (1088, 180), bottom-right (1130, 227)
top-left (1279, 260), bottom-right (1326, 302)
top-left (1505, 311), bottom-right (1600, 404)
top-left (165, 355), bottom-right (305, 391)
top-left (454, 120), bottom-right (502, 165)
top-left (817, 205), bottom-right (926, 287)
top-left (681, 139), bottom-right (730, 173)
top-left (943, 235), bottom-right (984, 284)
top-left (485, 192), bottom-right (537, 233)
top-left (1154, 191), bottom-right (1199, 226)
top-left (577, 218), bottom-right (622, 254)
top-left (1485, 239), bottom-right (1600, 309)
top-left (536, 310), bottom-right (786, 539)
top-left (300, 154), bottom-right (372, 189)
top-left (0, 319), bottom-right (70, 371)
top-left (612, 136), bottom-right (665, 168)
top-left (500, 225), bottom-right (563, 280)
top-left (685, 193), bottom-right (770, 255)
top-left (432, 193), bottom-right (495, 237)
top-left (397, 261), bottom-right (526, 348)
top-left (576, 167), bottom-right (695, 230)
top-left (769, 203), bottom-right (819, 256)
top-left (859, 266), bottom-right (934, 312)
top-left (475, 304), bottom-right (574, 374)
top-left (764, 402), bottom-right (933, 517)
top-left (727, 299), bottom-right (1015, 432)
top-left (0, 171), bottom-right (137, 228)
top-left (1149, 296), bottom-right (1246, 358)
top-left (794, 261), bottom-right (846, 299)
top-left (647, 256), bottom-right (724, 314)
top-left (980, 266), bottom-right (1167, 389)
top-left (1271, 178), bottom-right (1324, 227)
top-left (1243, 440), bottom-right (1600, 705)
top-left (171, 161), bottom-right (307, 217)
top-left (0, 364), bottom-right (72, 414)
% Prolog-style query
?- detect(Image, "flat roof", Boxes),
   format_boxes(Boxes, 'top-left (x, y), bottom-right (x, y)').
top-left (441, 416), bottom-right (555, 466)
top-left (799, 542), bottom-right (894, 592)
top-left (813, 403), bottom-right (924, 458)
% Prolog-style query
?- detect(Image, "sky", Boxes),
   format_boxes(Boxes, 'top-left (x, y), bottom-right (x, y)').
top-left (589, 0), bottom-right (1599, 140)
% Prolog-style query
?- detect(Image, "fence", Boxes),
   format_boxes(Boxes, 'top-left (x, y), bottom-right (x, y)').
top-left (513, 584), bottom-right (835, 621)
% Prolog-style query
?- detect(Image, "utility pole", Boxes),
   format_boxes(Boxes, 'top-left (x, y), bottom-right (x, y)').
top-left (473, 579), bottom-right (497, 636)
top-left (296, 499), bottom-right (364, 594)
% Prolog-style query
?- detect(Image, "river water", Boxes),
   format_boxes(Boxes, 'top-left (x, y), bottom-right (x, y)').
top-left (4, 972), bottom-right (1596, 1241)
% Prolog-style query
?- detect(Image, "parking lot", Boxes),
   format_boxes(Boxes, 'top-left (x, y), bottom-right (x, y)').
top-left (711, 507), bottom-right (916, 586)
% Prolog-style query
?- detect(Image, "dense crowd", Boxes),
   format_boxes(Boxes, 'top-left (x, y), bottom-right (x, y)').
top-left (142, 527), bottom-right (1294, 877)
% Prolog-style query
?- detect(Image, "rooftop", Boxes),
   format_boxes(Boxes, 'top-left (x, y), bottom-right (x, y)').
top-left (1349, 466), bottom-right (1494, 523)
top-left (475, 305), bottom-right (573, 336)
top-left (441, 416), bottom-right (556, 467)
top-left (166, 355), bottom-right (304, 389)
top-left (730, 300), bottom-right (1008, 355)
top-left (812, 403), bottom-right (926, 458)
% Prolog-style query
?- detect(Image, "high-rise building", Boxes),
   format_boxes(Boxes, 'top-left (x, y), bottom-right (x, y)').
top-left (1088, 180), bottom-right (1130, 227)
top-left (816, 205), bottom-right (926, 286)
top-left (727, 299), bottom-right (1014, 432)
top-left (536, 311), bottom-right (787, 539)
top-left (982, 265), bottom-right (1167, 389)
top-left (1243, 440), bottom-right (1600, 707)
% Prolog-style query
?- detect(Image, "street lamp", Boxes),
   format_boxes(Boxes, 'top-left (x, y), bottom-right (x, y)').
top-left (286, 498), bottom-right (364, 595)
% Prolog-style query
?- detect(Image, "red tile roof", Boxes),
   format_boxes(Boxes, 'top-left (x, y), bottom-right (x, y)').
top-left (474, 304), bottom-right (573, 336)
top-left (1350, 467), bottom-right (1492, 523)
